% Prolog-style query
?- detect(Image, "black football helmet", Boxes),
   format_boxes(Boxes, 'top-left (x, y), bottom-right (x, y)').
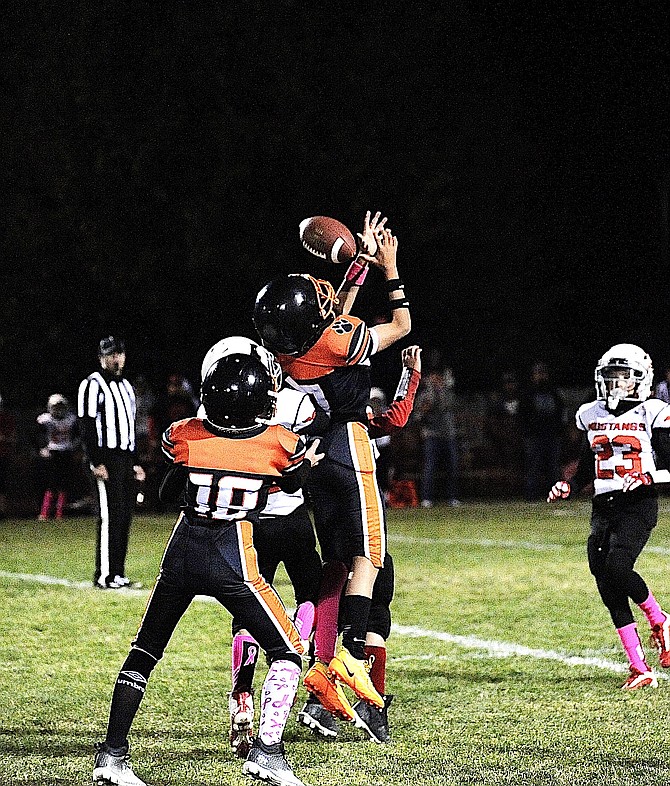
top-left (200, 354), bottom-right (278, 431)
top-left (253, 274), bottom-right (337, 356)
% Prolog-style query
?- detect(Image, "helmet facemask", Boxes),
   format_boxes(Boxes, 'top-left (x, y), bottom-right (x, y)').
top-left (310, 276), bottom-right (337, 324)
top-left (595, 345), bottom-right (653, 411)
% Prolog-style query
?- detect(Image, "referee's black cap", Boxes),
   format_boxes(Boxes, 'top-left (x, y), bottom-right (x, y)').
top-left (98, 336), bottom-right (125, 356)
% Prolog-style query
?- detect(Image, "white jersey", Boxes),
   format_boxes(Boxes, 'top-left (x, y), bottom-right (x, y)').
top-left (197, 386), bottom-right (317, 517)
top-left (575, 398), bottom-right (670, 495)
top-left (36, 411), bottom-right (79, 452)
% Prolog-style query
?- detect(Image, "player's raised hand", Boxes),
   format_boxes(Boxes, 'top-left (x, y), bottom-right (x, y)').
top-left (366, 228), bottom-right (398, 272)
top-left (622, 471), bottom-right (653, 492)
top-left (547, 480), bottom-right (571, 502)
top-left (402, 345), bottom-right (422, 372)
top-left (357, 210), bottom-right (388, 257)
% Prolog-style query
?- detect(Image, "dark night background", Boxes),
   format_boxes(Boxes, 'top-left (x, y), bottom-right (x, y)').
top-left (3, 1), bottom-right (669, 407)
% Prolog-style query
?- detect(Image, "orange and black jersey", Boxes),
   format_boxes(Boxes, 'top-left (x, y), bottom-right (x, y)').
top-left (278, 315), bottom-right (379, 424)
top-left (160, 418), bottom-right (308, 524)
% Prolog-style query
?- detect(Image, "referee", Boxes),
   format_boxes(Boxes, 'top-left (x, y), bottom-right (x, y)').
top-left (78, 336), bottom-right (146, 589)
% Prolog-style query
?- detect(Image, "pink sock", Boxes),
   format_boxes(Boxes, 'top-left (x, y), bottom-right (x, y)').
top-left (616, 623), bottom-right (648, 672)
top-left (231, 633), bottom-right (259, 692)
top-left (55, 492), bottom-right (66, 519)
top-left (314, 561), bottom-right (349, 662)
top-left (258, 660), bottom-right (301, 745)
top-left (294, 601), bottom-right (315, 640)
top-left (40, 490), bottom-right (54, 519)
top-left (638, 592), bottom-right (667, 628)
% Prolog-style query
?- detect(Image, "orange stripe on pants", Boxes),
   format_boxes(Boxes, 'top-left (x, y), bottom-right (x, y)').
top-left (350, 424), bottom-right (385, 568)
top-left (239, 520), bottom-right (304, 655)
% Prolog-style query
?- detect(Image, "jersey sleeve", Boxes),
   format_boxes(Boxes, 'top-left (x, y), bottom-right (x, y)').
top-left (323, 317), bottom-right (375, 367)
top-left (276, 428), bottom-right (306, 470)
top-left (574, 403), bottom-right (589, 431)
top-left (161, 419), bottom-right (193, 464)
top-left (368, 369), bottom-right (420, 437)
top-left (77, 376), bottom-right (103, 465)
top-left (161, 424), bottom-right (178, 463)
top-left (649, 400), bottom-right (670, 430)
top-left (344, 319), bottom-right (375, 365)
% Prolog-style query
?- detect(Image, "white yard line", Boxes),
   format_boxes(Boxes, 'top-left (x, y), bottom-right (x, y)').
top-left (389, 623), bottom-right (670, 678)
top-left (2, 569), bottom-right (667, 678)
top-left (388, 533), bottom-right (670, 556)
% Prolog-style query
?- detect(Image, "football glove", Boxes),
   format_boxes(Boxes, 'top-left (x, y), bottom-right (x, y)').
top-left (622, 471), bottom-right (653, 493)
top-left (547, 480), bottom-right (571, 502)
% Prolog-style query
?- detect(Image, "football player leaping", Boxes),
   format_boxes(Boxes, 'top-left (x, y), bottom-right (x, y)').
top-left (547, 343), bottom-right (670, 690)
top-left (253, 218), bottom-right (410, 722)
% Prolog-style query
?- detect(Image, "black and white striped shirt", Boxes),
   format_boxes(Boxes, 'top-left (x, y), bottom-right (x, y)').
top-left (77, 371), bottom-right (137, 463)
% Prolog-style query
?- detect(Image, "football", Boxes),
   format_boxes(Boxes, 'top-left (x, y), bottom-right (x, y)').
top-left (299, 216), bottom-right (358, 264)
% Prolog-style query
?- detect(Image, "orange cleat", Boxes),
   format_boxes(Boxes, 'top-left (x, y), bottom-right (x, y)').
top-left (327, 649), bottom-right (384, 708)
top-left (304, 662), bottom-right (355, 722)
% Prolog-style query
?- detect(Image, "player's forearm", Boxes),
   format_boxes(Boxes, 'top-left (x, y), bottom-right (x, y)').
top-left (385, 266), bottom-right (411, 335)
top-left (277, 460), bottom-right (311, 494)
top-left (368, 369), bottom-right (421, 437)
top-left (159, 464), bottom-right (188, 503)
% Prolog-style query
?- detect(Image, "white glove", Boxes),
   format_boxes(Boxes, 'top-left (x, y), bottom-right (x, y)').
top-left (547, 480), bottom-right (571, 502)
top-left (622, 471), bottom-right (653, 493)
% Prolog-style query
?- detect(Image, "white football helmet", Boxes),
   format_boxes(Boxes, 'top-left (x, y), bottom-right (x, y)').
top-left (200, 336), bottom-right (282, 391)
top-left (595, 343), bottom-right (653, 410)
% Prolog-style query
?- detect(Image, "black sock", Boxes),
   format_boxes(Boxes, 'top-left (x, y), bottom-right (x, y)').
top-left (340, 595), bottom-right (371, 660)
top-left (106, 649), bottom-right (157, 749)
top-left (233, 638), bottom-right (260, 694)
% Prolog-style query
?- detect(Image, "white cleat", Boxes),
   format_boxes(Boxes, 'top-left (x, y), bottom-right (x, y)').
top-left (92, 742), bottom-right (147, 786)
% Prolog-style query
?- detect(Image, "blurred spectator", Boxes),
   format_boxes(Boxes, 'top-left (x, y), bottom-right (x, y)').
top-left (519, 361), bottom-right (565, 502)
top-left (35, 394), bottom-right (80, 521)
top-left (147, 373), bottom-right (198, 508)
top-left (132, 374), bottom-right (155, 508)
top-left (133, 374), bottom-right (156, 464)
top-left (415, 356), bottom-right (461, 507)
top-left (484, 371), bottom-right (523, 485)
top-left (0, 392), bottom-right (17, 518)
top-left (654, 364), bottom-right (670, 403)
top-left (148, 373), bottom-right (198, 455)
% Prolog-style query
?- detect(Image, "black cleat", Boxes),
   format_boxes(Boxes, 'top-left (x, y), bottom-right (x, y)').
top-left (242, 737), bottom-right (304, 786)
top-left (297, 695), bottom-right (338, 739)
top-left (353, 694), bottom-right (393, 743)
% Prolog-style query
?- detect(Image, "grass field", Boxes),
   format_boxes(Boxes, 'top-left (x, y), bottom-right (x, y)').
top-left (2, 501), bottom-right (670, 785)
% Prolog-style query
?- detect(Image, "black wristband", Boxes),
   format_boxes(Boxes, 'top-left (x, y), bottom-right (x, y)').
top-left (389, 298), bottom-right (410, 310)
top-left (385, 278), bottom-right (404, 292)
